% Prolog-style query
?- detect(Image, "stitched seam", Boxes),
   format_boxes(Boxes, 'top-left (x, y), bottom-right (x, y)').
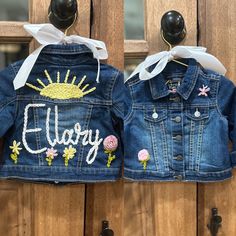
top-left (148, 122), bottom-right (159, 171)
top-left (111, 70), bottom-right (123, 114)
top-left (189, 120), bottom-right (195, 171)
top-left (124, 85), bottom-right (134, 123)
top-left (78, 104), bottom-right (93, 169)
top-left (160, 121), bottom-right (169, 170)
top-left (196, 120), bottom-right (204, 172)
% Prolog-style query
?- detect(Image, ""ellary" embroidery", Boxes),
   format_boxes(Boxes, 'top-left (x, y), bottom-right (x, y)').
top-left (22, 103), bottom-right (103, 164)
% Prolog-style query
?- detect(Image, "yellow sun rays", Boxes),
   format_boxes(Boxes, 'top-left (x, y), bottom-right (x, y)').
top-left (26, 70), bottom-right (96, 100)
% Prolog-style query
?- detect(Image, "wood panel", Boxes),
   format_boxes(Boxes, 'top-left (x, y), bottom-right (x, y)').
top-left (32, 184), bottom-right (85, 236)
top-left (124, 1), bottom-right (197, 236)
top-left (85, 1), bottom-right (124, 235)
top-left (0, 181), bottom-right (31, 236)
top-left (198, 0), bottom-right (236, 235)
top-left (124, 40), bottom-right (149, 58)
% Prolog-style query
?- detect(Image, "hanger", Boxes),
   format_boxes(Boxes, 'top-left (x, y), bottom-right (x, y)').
top-left (161, 30), bottom-right (188, 68)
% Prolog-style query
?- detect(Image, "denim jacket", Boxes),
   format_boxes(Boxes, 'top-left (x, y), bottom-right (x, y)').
top-left (0, 44), bottom-right (123, 183)
top-left (124, 58), bottom-right (236, 182)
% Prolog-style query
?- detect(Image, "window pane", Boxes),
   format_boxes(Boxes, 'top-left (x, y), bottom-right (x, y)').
top-left (124, 58), bottom-right (144, 80)
top-left (125, 0), bottom-right (145, 39)
top-left (0, 0), bottom-right (28, 21)
top-left (0, 44), bottom-right (28, 69)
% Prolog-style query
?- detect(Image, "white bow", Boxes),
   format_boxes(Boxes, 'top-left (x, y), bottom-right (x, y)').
top-left (125, 46), bottom-right (226, 82)
top-left (13, 23), bottom-right (108, 90)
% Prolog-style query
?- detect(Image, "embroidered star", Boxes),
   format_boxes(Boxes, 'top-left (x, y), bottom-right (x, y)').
top-left (198, 85), bottom-right (210, 96)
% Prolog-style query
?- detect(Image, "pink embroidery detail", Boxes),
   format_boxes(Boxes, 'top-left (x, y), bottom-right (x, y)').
top-left (169, 88), bottom-right (177, 94)
top-left (46, 147), bottom-right (58, 166)
top-left (138, 149), bottom-right (150, 170)
top-left (46, 148), bottom-right (58, 159)
top-left (103, 135), bottom-right (118, 152)
top-left (103, 135), bottom-right (118, 168)
top-left (198, 85), bottom-right (210, 96)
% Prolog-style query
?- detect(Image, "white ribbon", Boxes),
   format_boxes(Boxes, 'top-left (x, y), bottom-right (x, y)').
top-left (125, 46), bottom-right (226, 82)
top-left (13, 23), bottom-right (108, 90)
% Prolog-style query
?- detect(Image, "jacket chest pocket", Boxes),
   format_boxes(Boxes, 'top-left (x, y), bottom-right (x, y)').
top-left (144, 107), bottom-right (168, 123)
top-left (185, 107), bottom-right (209, 122)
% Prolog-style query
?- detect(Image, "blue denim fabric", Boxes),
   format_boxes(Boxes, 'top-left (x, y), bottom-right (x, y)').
top-left (124, 58), bottom-right (236, 182)
top-left (0, 44), bottom-right (124, 183)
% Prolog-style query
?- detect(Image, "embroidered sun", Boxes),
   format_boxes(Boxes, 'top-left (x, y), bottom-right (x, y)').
top-left (26, 69), bottom-right (96, 100)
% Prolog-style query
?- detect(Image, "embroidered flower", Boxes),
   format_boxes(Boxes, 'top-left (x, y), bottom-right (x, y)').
top-left (63, 145), bottom-right (76, 166)
top-left (9, 140), bottom-right (22, 164)
top-left (138, 149), bottom-right (150, 170)
top-left (198, 85), bottom-right (210, 96)
top-left (103, 135), bottom-right (118, 168)
top-left (46, 147), bottom-right (58, 166)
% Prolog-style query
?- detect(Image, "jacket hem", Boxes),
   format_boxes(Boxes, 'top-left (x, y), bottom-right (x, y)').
top-left (0, 165), bottom-right (121, 183)
top-left (124, 168), bottom-right (232, 182)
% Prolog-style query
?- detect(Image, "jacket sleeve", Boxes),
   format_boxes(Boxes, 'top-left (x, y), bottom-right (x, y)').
top-left (0, 64), bottom-right (17, 137)
top-left (217, 75), bottom-right (236, 167)
top-left (112, 70), bottom-right (124, 120)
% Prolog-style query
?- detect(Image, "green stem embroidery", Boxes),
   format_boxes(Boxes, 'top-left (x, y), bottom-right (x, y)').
top-left (105, 150), bottom-right (116, 168)
top-left (46, 156), bottom-right (53, 166)
top-left (10, 153), bottom-right (18, 164)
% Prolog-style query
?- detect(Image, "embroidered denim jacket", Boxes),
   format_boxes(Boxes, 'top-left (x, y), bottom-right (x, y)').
top-left (124, 58), bottom-right (236, 182)
top-left (0, 44), bottom-right (124, 183)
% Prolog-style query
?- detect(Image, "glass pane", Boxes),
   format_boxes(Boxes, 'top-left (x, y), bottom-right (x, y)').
top-left (0, 44), bottom-right (28, 69)
top-left (0, 0), bottom-right (28, 21)
top-left (125, 0), bottom-right (145, 39)
top-left (124, 58), bottom-right (144, 80)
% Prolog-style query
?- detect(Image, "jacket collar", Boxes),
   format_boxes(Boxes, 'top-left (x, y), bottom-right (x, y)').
top-left (149, 58), bottom-right (199, 100)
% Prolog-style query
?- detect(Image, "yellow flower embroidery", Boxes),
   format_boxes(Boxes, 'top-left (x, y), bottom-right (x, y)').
top-left (9, 140), bottom-right (22, 164)
top-left (63, 145), bottom-right (76, 166)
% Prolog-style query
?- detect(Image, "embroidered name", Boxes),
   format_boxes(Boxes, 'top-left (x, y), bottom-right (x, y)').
top-left (22, 103), bottom-right (103, 164)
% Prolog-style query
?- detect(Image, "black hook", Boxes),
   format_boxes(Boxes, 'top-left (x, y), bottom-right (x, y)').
top-left (100, 220), bottom-right (114, 236)
top-left (161, 10), bottom-right (186, 45)
top-left (207, 208), bottom-right (222, 236)
top-left (48, 0), bottom-right (78, 30)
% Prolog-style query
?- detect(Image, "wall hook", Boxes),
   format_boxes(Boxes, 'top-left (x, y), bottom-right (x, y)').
top-left (161, 10), bottom-right (186, 45)
top-left (48, 0), bottom-right (78, 31)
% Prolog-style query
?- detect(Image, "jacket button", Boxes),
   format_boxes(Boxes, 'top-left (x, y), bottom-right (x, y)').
top-left (194, 110), bottom-right (201, 117)
top-left (152, 112), bottom-right (158, 119)
top-left (174, 175), bottom-right (183, 181)
top-left (174, 116), bottom-right (181, 123)
top-left (174, 155), bottom-right (183, 161)
top-left (174, 135), bottom-right (182, 141)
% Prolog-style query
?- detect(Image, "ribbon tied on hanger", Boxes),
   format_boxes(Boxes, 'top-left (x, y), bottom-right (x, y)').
top-left (13, 23), bottom-right (108, 90)
top-left (125, 46), bottom-right (226, 82)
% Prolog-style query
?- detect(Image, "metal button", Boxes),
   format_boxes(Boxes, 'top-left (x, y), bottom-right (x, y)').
top-left (152, 112), bottom-right (158, 119)
top-left (174, 135), bottom-right (182, 141)
top-left (194, 110), bottom-right (201, 117)
top-left (174, 155), bottom-right (183, 161)
top-left (174, 116), bottom-right (181, 123)
top-left (174, 175), bottom-right (183, 181)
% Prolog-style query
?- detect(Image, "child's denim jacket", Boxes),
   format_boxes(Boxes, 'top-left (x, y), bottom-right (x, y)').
top-left (124, 58), bottom-right (236, 182)
top-left (0, 44), bottom-right (124, 183)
